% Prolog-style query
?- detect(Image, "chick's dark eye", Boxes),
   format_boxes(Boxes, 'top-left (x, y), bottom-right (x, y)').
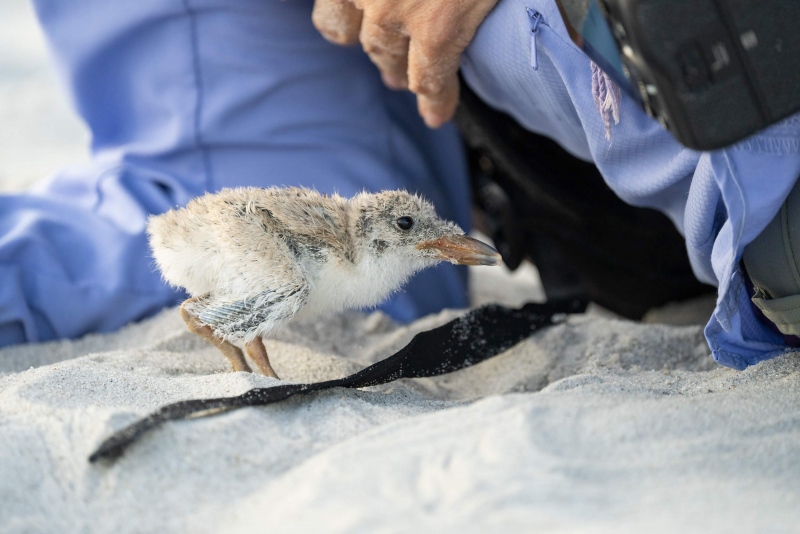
top-left (396, 216), bottom-right (414, 230)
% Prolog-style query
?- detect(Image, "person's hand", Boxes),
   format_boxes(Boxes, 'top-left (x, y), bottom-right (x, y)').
top-left (312, 0), bottom-right (499, 128)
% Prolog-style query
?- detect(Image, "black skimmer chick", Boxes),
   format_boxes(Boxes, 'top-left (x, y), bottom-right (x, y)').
top-left (147, 187), bottom-right (501, 378)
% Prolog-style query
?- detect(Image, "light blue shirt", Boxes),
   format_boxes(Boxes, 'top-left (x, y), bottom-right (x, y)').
top-left (462, 0), bottom-right (800, 368)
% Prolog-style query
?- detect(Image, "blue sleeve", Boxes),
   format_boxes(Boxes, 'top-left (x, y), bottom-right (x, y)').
top-left (1, 0), bottom-right (471, 347)
top-left (0, 167), bottom-right (190, 345)
top-left (698, 119), bottom-right (800, 369)
top-left (461, 0), bottom-right (800, 369)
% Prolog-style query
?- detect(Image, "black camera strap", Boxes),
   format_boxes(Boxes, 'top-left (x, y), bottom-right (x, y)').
top-left (89, 299), bottom-right (585, 463)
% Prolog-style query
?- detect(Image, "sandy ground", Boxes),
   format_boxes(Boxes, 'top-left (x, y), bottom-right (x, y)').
top-left (1, 2), bottom-right (799, 533)
top-left (1, 284), bottom-right (798, 533)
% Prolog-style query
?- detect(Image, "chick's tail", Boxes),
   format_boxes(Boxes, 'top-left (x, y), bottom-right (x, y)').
top-left (146, 209), bottom-right (218, 296)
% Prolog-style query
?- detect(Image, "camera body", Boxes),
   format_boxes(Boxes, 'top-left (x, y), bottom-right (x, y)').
top-left (582, 0), bottom-right (800, 150)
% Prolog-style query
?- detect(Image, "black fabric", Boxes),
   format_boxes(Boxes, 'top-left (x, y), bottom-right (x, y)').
top-left (89, 299), bottom-right (585, 463)
top-left (457, 79), bottom-right (714, 319)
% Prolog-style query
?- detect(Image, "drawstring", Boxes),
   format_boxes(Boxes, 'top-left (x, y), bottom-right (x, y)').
top-left (591, 61), bottom-right (622, 140)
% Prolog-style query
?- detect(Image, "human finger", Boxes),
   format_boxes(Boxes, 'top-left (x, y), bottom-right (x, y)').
top-left (407, 37), bottom-right (461, 128)
top-left (312, 0), bottom-right (363, 46)
top-left (359, 17), bottom-right (410, 90)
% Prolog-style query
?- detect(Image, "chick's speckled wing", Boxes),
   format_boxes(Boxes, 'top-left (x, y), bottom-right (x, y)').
top-left (186, 282), bottom-right (309, 342)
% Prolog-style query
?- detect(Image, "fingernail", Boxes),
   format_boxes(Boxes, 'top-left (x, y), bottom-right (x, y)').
top-left (381, 72), bottom-right (407, 90)
top-left (423, 111), bottom-right (445, 129)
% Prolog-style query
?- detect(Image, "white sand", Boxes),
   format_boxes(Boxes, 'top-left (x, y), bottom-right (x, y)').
top-left (1, 266), bottom-right (799, 533)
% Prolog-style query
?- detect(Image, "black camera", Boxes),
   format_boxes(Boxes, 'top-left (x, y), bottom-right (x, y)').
top-left (561, 0), bottom-right (800, 150)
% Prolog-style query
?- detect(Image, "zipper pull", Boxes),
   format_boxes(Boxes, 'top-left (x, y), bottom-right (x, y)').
top-left (526, 8), bottom-right (542, 71)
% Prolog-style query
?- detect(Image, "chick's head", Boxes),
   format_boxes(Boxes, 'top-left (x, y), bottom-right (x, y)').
top-left (351, 190), bottom-right (501, 267)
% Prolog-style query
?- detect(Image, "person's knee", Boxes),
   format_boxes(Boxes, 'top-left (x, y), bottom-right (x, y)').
top-left (743, 179), bottom-right (800, 336)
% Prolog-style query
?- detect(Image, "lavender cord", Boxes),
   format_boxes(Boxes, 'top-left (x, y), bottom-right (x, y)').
top-left (591, 61), bottom-right (622, 140)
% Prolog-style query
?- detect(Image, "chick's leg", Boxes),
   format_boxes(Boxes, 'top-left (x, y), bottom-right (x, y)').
top-left (180, 299), bottom-right (252, 373)
top-left (245, 337), bottom-right (279, 379)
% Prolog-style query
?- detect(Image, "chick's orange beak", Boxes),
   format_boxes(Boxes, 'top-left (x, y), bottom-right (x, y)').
top-left (416, 234), bottom-right (502, 266)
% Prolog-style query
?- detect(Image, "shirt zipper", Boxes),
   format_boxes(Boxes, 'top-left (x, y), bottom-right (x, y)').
top-left (526, 8), bottom-right (543, 71)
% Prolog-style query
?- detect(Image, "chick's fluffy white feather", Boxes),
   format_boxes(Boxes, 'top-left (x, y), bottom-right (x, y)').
top-left (147, 187), bottom-right (452, 341)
